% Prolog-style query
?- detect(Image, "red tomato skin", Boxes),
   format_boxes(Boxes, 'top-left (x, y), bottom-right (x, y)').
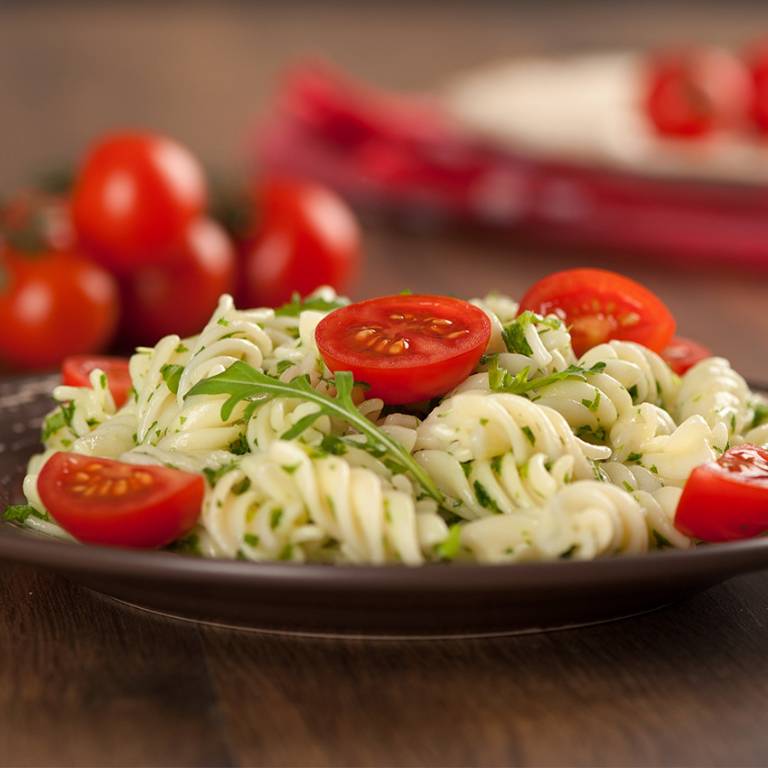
top-left (747, 41), bottom-right (768, 134)
top-left (661, 336), bottom-right (712, 375)
top-left (38, 452), bottom-right (204, 548)
top-left (519, 268), bottom-right (676, 357)
top-left (316, 295), bottom-right (491, 404)
top-left (0, 190), bottom-right (76, 253)
top-left (643, 49), bottom-right (752, 138)
top-left (62, 355), bottom-right (132, 408)
top-left (0, 249), bottom-right (119, 371)
top-left (675, 445), bottom-right (768, 542)
top-left (72, 132), bottom-right (207, 273)
top-left (119, 217), bottom-right (236, 345)
top-left (245, 178), bottom-right (361, 307)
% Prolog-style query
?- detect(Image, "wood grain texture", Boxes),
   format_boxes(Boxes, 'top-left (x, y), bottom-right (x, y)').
top-left (2, 1), bottom-right (768, 766)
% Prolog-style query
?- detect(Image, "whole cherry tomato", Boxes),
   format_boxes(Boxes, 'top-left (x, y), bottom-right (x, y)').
top-left (0, 248), bottom-right (118, 371)
top-left (38, 452), bottom-right (203, 548)
top-left (316, 294), bottom-right (491, 404)
top-left (119, 217), bottom-right (236, 345)
top-left (0, 190), bottom-right (75, 253)
top-left (519, 268), bottom-right (676, 357)
top-left (72, 132), bottom-right (207, 273)
top-left (244, 178), bottom-right (361, 307)
top-left (643, 48), bottom-right (751, 138)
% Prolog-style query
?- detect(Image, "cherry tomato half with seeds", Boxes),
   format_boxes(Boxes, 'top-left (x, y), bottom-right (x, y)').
top-left (316, 294), bottom-right (491, 404)
top-left (72, 132), bottom-right (207, 274)
top-left (62, 355), bottom-right (132, 408)
top-left (0, 249), bottom-right (119, 371)
top-left (38, 452), bottom-right (204, 548)
top-left (519, 268), bottom-right (676, 357)
top-left (675, 444), bottom-right (768, 542)
top-left (244, 178), bottom-right (361, 307)
top-left (661, 336), bottom-right (712, 375)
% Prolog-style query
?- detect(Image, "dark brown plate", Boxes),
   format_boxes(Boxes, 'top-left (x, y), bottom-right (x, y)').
top-left (2, 373), bottom-right (768, 637)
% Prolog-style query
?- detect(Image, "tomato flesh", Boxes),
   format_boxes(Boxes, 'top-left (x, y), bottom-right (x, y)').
top-left (38, 453), bottom-right (203, 548)
top-left (62, 355), bottom-right (132, 408)
top-left (675, 445), bottom-right (768, 542)
top-left (661, 336), bottom-right (712, 375)
top-left (316, 295), bottom-right (491, 404)
top-left (519, 268), bottom-right (676, 357)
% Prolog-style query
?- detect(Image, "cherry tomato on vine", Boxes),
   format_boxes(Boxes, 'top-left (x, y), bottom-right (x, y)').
top-left (119, 217), bottom-right (236, 345)
top-left (0, 249), bottom-right (118, 370)
top-left (62, 355), bottom-right (132, 408)
top-left (643, 48), bottom-right (751, 139)
top-left (661, 336), bottom-right (712, 375)
top-left (72, 132), bottom-right (207, 273)
top-left (38, 452), bottom-right (203, 548)
top-left (244, 178), bottom-right (361, 307)
top-left (675, 444), bottom-right (768, 542)
top-left (518, 268), bottom-right (676, 357)
top-left (316, 294), bottom-right (491, 404)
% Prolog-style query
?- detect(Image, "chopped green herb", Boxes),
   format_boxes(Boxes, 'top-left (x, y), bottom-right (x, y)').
top-left (581, 389), bottom-right (601, 412)
top-left (628, 385), bottom-right (638, 401)
top-left (270, 508), bottom-right (284, 529)
top-left (626, 452), bottom-right (643, 463)
top-left (174, 343), bottom-right (189, 354)
top-left (42, 401), bottom-right (75, 441)
top-left (488, 358), bottom-right (606, 397)
top-left (281, 463), bottom-right (300, 475)
top-left (99, 372), bottom-right (108, 389)
top-left (474, 481), bottom-right (501, 513)
top-left (480, 417), bottom-right (489, 426)
top-left (278, 544), bottom-right (294, 561)
top-left (187, 362), bottom-right (443, 502)
top-left (160, 364), bottom-right (185, 395)
top-left (217, 317), bottom-right (230, 327)
top-left (461, 461), bottom-right (472, 478)
top-left (228, 434), bottom-right (250, 455)
top-left (86, 417), bottom-right (101, 428)
top-left (274, 293), bottom-right (346, 317)
top-left (730, 413), bottom-right (737, 433)
top-left (752, 402), bottom-right (768, 429)
top-left (436, 524), bottom-right (463, 561)
top-left (232, 477), bottom-right (251, 495)
top-left (167, 533), bottom-right (202, 556)
top-left (560, 545), bottom-right (577, 560)
top-left (3, 504), bottom-right (47, 524)
top-left (490, 455), bottom-right (503, 475)
top-left (653, 531), bottom-right (671, 549)
top-left (243, 533), bottom-right (260, 547)
top-left (622, 481), bottom-right (635, 493)
top-left (576, 424), bottom-right (607, 443)
top-left (650, 465), bottom-right (659, 475)
top-left (521, 425), bottom-right (536, 445)
top-left (202, 462), bottom-right (238, 487)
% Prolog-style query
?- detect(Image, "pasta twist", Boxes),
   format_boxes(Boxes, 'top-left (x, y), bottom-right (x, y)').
top-left (460, 481), bottom-right (649, 562)
top-left (415, 391), bottom-right (610, 476)
top-left (674, 357), bottom-right (751, 447)
top-left (203, 441), bottom-right (448, 565)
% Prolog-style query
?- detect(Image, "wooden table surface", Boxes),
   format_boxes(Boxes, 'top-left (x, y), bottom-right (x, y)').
top-left (2, 2), bottom-right (768, 766)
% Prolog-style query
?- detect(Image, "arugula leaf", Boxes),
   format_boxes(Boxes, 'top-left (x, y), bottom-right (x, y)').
top-left (227, 434), bottom-right (250, 455)
top-left (488, 358), bottom-right (606, 397)
top-left (274, 293), bottom-right (346, 317)
top-left (3, 504), bottom-right (47, 524)
top-left (160, 364), bottom-right (185, 395)
top-left (187, 362), bottom-right (443, 502)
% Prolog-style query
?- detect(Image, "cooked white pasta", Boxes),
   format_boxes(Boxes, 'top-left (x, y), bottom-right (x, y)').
top-left (14, 287), bottom-right (764, 565)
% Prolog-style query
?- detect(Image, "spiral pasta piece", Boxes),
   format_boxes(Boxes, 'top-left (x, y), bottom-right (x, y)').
top-left (674, 357), bottom-right (751, 447)
top-left (460, 481), bottom-right (649, 562)
top-left (203, 441), bottom-right (448, 564)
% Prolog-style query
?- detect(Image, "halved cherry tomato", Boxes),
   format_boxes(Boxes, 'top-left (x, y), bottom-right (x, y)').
top-left (62, 355), bottom-right (132, 408)
top-left (119, 217), bottom-right (236, 345)
top-left (643, 48), bottom-right (751, 138)
top-left (675, 445), bottom-right (768, 542)
top-left (38, 452), bottom-right (203, 548)
top-left (72, 132), bottom-right (207, 273)
top-left (661, 336), bottom-right (712, 375)
top-left (316, 294), bottom-right (491, 404)
top-left (519, 268), bottom-right (676, 357)
top-left (244, 178), bottom-right (361, 307)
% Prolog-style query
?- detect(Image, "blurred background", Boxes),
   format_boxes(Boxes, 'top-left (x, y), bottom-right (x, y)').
top-left (1, 0), bottom-right (768, 380)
